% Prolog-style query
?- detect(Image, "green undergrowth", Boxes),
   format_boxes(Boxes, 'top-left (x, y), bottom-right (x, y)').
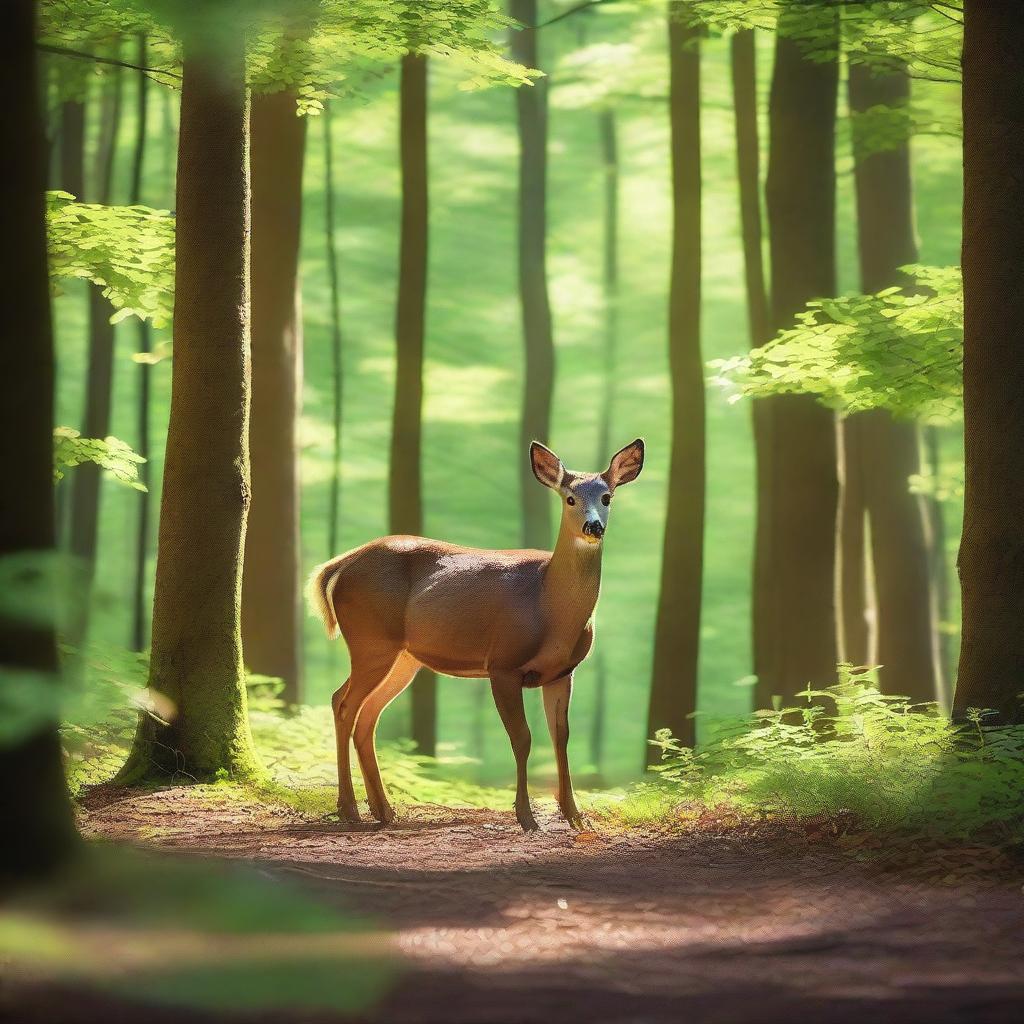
top-left (609, 669), bottom-right (1024, 848)
top-left (62, 648), bottom-right (1024, 849)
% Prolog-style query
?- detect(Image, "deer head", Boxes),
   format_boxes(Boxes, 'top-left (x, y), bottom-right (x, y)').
top-left (530, 439), bottom-right (645, 546)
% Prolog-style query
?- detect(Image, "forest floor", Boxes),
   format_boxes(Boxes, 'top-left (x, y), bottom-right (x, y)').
top-left (7, 787), bottom-right (1024, 1024)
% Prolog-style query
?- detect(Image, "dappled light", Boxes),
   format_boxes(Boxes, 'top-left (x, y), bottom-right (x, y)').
top-left (4, 0), bottom-right (1024, 1022)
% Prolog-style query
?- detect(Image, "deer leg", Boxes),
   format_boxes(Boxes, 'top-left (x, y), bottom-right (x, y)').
top-left (354, 653), bottom-right (420, 825)
top-left (332, 649), bottom-right (402, 823)
top-left (490, 673), bottom-right (537, 832)
top-left (543, 674), bottom-right (583, 828)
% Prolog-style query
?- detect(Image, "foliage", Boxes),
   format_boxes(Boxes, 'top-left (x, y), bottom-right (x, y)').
top-left (61, 645), bottom-right (513, 810)
top-left (53, 427), bottom-right (148, 490)
top-left (682, 0), bottom-right (961, 84)
top-left (616, 670), bottom-right (1024, 845)
top-left (39, 0), bottom-right (539, 114)
top-left (47, 191), bottom-right (175, 327)
top-left (709, 266), bottom-right (963, 421)
top-left (0, 847), bottom-right (392, 1012)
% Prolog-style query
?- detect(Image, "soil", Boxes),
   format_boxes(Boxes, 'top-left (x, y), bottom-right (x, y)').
top-left (6, 788), bottom-right (1024, 1024)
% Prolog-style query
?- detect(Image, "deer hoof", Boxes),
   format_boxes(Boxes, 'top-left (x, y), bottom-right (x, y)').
top-left (370, 801), bottom-right (396, 826)
top-left (516, 801), bottom-right (539, 833)
top-left (337, 798), bottom-right (361, 823)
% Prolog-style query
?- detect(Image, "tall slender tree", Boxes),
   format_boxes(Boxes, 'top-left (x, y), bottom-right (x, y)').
top-left (324, 98), bottom-right (344, 559)
top-left (241, 88), bottom-right (307, 704)
top-left (67, 59), bottom-right (123, 641)
top-left (389, 52), bottom-right (436, 753)
top-left (589, 104), bottom-right (618, 775)
top-left (753, 8), bottom-right (840, 709)
top-left (1, 0), bottom-right (78, 880)
top-left (118, 23), bottom-right (261, 782)
top-left (847, 60), bottom-right (938, 703)
top-left (729, 27), bottom-right (773, 697)
top-left (510, 0), bottom-right (556, 550)
top-left (130, 34), bottom-right (152, 653)
top-left (953, 0), bottom-right (1024, 725)
top-left (647, 4), bottom-right (703, 758)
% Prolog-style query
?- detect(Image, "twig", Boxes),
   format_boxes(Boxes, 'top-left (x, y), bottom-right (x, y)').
top-left (38, 42), bottom-right (181, 82)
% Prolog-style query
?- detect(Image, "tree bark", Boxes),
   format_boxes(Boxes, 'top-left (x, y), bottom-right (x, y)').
top-left (390, 53), bottom-right (436, 754)
top-left (590, 105), bottom-right (618, 775)
top-left (848, 61), bottom-right (939, 703)
top-left (118, 30), bottom-right (261, 782)
top-left (0, 0), bottom-right (78, 882)
top-left (647, 7), bottom-right (703, 758)
top-left (510, 0), bottom-right (556, 551)
top-left (836, 414), bottom-right (870, 665)
top-left (59, 99), bottom-right (85, 199)
top-left (755, 10), bottom-right (839, 708)
top-left (67, 61), bottom-right (123, 642)
top-left (324, 99), bottom-right (344, 558)
top-left (953, 0), bottom-right (1024, 724)
top-left (242, 89), bottom-right (306, 704)
top-left (730, 28), bottom-right (776, 694)
top-left (130, 34), bottom-right (151, 653)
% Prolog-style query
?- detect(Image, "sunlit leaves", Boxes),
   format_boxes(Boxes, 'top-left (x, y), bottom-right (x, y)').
top-left (53, 427), bottom-right (148, 490)
top-left (710, 266), bottom-right (963, 422)
top-left (47, 191), bottom-right (175, 327)
top-left (40, 0), bottom-right (537, 110)
top-left (639, 670), bottom-right (1024, 843)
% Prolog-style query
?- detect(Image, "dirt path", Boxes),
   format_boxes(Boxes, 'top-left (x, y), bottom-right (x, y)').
top-left (26, 790), bottom-right (1024, 1023)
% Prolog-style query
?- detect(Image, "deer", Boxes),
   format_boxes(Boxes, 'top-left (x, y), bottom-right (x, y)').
top-left (307, 438), bottom-right (644, 831)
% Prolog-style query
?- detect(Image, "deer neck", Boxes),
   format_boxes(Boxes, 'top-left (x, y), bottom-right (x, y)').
top-left (541, 516), bottom-right (603, 640)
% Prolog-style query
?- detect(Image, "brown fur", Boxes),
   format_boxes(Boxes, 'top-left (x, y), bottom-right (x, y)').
top-left (308, 439), bottom-right (644, 831)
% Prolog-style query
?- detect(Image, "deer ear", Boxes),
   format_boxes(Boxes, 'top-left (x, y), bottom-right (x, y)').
top-left (530, 441), bottom-right (564, 490)
top-left (605, 438), bottom-right (644, 488)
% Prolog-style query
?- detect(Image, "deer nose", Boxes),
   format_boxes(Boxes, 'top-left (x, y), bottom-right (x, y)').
top-left (584, 519), bottom-right (604, 538)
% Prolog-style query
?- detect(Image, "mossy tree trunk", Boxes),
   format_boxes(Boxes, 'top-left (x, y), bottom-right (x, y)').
top-left (647, 6), bottom-right (703, 758)
top-left (953, 0), bottom-right (1024, 725)
top-left (0, 0), bottom-right (79, 881)
top-left (848, 61), bottom-right (939, 704)
top-left (755, 9), bottom-right (839, 708)
top-left (390, 52), bottom-right (436, 754)
top-left (242, 89), bottom-right (306, 704)
top-left (118, 29), bottom-right (261, 783)
top-left (510, 0), bottom-right (555, 551)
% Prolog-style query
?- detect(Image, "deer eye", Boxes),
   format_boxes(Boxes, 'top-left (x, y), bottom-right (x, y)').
top-left (602, 493), bottom-right (611, 506)
top-left (566, 496), bottom-right (576, 506)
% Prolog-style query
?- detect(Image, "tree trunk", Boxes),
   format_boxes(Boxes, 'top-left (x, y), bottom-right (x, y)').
top-left (836, 414), bottom-right (870, 665)
top-left (59, 99), bottom-right (85, 199)
top-left (647, 7), bottom-right (703, 758)
top-left (67, 62), bottom-right (123, 642)
top-left (755, 10), bottom-right (839, 709)
top-left (923, 424), bottom-right (951, 699)
top-left (242, 89), bottom-right (306, 704)
top-left (118, 30), bottom-right (261, 782)
top-left (730, 28), bottom-right (776, 694)
top-left (510, 0), bottom-right (556, 551)
top-left (324, 99), bottom-right (344, 558)
top-left (953, 0), bottom-right (1024, 724)
top-left (590, 105), bottom-right (618, 775)
top-left (849, 61), bottom-right (939, 703)
top-left (390, 53), bottom-right (435, 754)
top-left (0, 0), bottom-right (78, 882)
top-left (130, 34), bottom-right (151, 653)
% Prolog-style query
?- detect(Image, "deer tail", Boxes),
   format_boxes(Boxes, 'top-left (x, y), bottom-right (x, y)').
top-left (306, 559), bottom-right (343, 640)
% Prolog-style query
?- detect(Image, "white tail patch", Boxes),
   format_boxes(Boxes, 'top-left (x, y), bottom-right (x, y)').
top-left (306, 560), bottom-right (342, 639)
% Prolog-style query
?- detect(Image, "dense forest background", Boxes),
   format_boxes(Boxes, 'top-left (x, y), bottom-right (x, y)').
top-left (50, 1), bottom-right (963, 784)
